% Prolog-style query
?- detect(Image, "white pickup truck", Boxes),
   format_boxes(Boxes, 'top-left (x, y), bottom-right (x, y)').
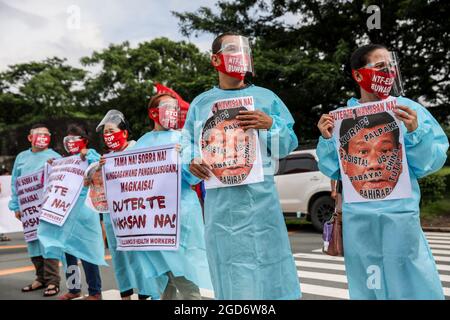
top-left (274, 149), bottom-right (334, 231)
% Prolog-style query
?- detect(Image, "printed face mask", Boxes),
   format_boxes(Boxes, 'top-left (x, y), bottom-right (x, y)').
top-left (214, 53), bottom-right (250, 80)
top-left (148, 100), bottom-right (180, 130)
top-left (64, 136), bottom-right (87, 155)
top-left (212, 36), bottom-right (254, 81)
top-left (353, 68), bottom-right (396, 100)
top-left (103, 130), bottom-right (128, 151)
top-left (31, 134), bottom-right (51, 149)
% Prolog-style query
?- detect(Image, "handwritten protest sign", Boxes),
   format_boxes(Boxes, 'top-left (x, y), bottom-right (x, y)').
top-left (16, 169), bottom-right (44, 242)
top-left (102, 145), bottom-right (181, 251)
top-left (330, 97), bottom-right (412, 203)
top-left (40, 155), bottom-right (88, 226)
top-left (201, 95), bottom-right (264, 189)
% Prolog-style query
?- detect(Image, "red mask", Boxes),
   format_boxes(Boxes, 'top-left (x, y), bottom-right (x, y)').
top-left (148, 106), bottom-right (180, 130)
top-left (103, 131), bottom-right (128, 151)
top-left (66, 139), bottom-right (87, 155)
top-left (31, 134), bottom-right (50, 149)
top-left (353, 68), bottom-right (396, 100)
top-left (214, 53), bottom-right (249, 80)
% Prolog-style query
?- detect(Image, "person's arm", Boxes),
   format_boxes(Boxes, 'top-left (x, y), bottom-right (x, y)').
top-left (182, 97), bottom-right (212, 180)
top-left (8, 154), bottom-right (21, 218)
top-left (397, 101), bottom-right (449, 178)
top-left (85, 149), bottom-right (101, 165)
top-left (264, 94), bottom-right (298, 159)
top-left (330, 180), bottom-right (337, 199)
top-left (316, 114), bottom-right (341, 180)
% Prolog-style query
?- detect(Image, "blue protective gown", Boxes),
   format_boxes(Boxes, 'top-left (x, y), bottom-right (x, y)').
top-left (317, 96), bottom-right (449, 300)
top-left (38, 149), bottom-right (107, 266)
top-left (182, 85), bottom-right (301, 300)
top-left (9, 148), bottom-right (61, 258)
top-left (129, 130), bottom-right (213, 294)
top-left (97, 141), bottom-right (162, 298)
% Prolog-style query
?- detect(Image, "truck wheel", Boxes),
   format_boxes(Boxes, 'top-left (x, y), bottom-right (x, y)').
top-left (310, 195), bottom-right (335, 232)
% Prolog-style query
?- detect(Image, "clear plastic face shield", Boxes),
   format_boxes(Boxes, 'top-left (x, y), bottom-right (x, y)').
top-left (63, 135), bottom-right (86, 154)
top-left (216, 35), bottom-right (254, 76)
top-left (149, 98), bottom-right (181, 130)
top-left (29, 128), bottom-right (51, 149)
top-left (96, 109), bottom-right (126, 133)
top-left (356, 51), bottom-right (404, 98)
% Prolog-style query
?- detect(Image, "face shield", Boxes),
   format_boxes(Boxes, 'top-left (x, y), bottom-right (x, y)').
top-left (30, 129), bottom-right (51, 149)
top-left (215, 35), bottom-right (254, 79)
top-left (148, 98), bottom-right (181, 130)
top-left (354, 51), bottom-right (404, 99)
top-left (63, 135), bottom-right (87, 154)
top-left (96, 109), bottom-right (126, 133)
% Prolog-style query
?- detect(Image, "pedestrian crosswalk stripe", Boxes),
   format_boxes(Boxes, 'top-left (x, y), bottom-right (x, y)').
top-left (296, 252), bottom-right (450, 263)
top-left (297, 270), bottom-right (348, 283)
top-left (433, 255), bottom-right (450, 262)
top-left (314, 246), bottom-right (450, 255)
top-left (439, 274), bottom-right (450, 282)
top-left (294, 253), bottom-right (345, 262)
top-left (444, 288), bottom-right (450, 297)
top-left (430, 244), bottom-right (450, 249)
top-left (430, 249), bottom-right (450, 256)
top-left (425, 232), bottom-right (450, 236)
top-left (426, 236), bottom-right (450, 240)
top-left (427, 239), bottom-right (450, 245)
top-left (300, 283), bottom-right (349, 299)
top-left (295, 260), bottom-right (346, 271)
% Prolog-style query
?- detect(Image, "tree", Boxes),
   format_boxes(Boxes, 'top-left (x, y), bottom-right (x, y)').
top-left (0, 57), bottom-right (86, 127)
top-left (174, 0), bottom-right (450, 139)
top-left (80, 37), bottom-right (216, 138)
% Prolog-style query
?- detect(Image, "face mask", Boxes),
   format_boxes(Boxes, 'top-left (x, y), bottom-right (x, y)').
top-left (65, 138), bottom-right (87, 155)
top-left (214, 53), bottom-right (248, 80)
top-left (103, 130), bottom-right (128, 151)
top-left (148, 102), bottom-right (180, 130)
top-left (31, 134), bottom-right (51, 149)
top-left (353, 68), bottom-right (396, 100)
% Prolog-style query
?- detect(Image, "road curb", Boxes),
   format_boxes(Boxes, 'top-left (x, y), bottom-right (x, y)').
top-left (422, 227), bottom-right (450, 233)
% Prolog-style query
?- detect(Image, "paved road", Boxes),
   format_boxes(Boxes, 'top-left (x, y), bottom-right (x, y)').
top-left (1, 224), bottom-right (449, 300)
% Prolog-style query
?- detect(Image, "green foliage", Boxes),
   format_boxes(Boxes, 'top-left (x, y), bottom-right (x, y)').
top-left (1, 1), bottom-right (449, 153)
top-left (174, 0), bottom-right (450, 138)
top-left (79, 38), bottom-right (216, 138)
top-left (0, 38), bottom-right (216, 141)
top-left (419, 174), bottom-right (447, 205)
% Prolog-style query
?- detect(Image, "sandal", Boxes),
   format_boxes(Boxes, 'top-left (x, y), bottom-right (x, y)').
top-left (22, 281), bottom-right (45, 292)
top-left (43, 284), bottom-right (60, 297)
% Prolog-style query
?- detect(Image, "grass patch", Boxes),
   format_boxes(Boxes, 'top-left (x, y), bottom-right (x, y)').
top-left (421, 198), bottom-right (450, 217)
top-left (285, 218), bottom-right (311, 226)
top-left (435, 166), bottom-right (450, 177)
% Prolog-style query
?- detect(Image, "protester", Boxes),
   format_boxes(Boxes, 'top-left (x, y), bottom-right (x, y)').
top-left (182, 32), bottom-right (301, 300)
top-left (129, 92), bottom-right (212, 300)
top-left (316, 44), bottom-right (449, 299)
top-left (9, 124), bottom-right (61, 296)
top-left (90, 109), bottom-right (161, 300)
top-left (38, 124), bottom-right (106, 300)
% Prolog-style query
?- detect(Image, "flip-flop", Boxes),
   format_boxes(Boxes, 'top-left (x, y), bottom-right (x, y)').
top-left (43, 285), bottom-right (60, 297)
top-left (22, 283), bottom-right (45, 292)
